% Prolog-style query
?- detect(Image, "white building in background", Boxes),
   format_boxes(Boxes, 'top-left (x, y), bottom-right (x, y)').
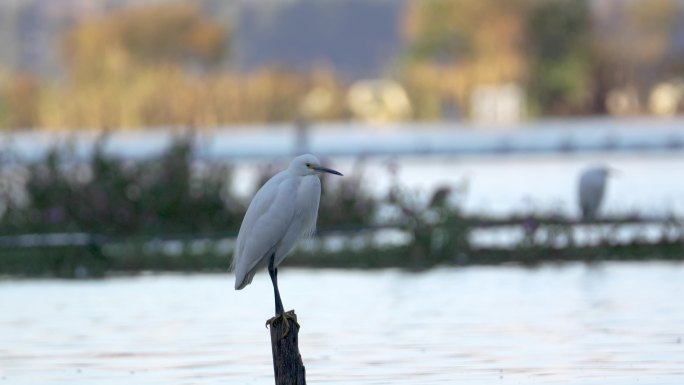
top-left (606, 86), bottom-right (641, 116)
top-left (649, 81), bottom-right (684, 117)
top-left (347, 79), bottom-right (412, 124)
top-left (470, 83), bottom-right (525, 126)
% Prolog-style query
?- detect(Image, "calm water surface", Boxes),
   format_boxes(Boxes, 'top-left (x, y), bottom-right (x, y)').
top-left (1, 262), bottom-right (684, 384)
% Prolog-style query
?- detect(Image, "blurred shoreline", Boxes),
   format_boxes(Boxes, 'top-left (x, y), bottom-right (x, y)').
top-left (2, 116), bottom-right (684, 161)
top-left (1, 128), bottom-right (683, 278)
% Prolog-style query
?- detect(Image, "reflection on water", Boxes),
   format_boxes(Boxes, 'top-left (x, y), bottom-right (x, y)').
top-left (1, 262), bottom-right (684, 384)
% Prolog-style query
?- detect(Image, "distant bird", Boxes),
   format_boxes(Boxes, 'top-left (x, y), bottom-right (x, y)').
top-left (232, 154), bottom-right (342, 329)
top-left (578, 166), bottom-right (614, 221)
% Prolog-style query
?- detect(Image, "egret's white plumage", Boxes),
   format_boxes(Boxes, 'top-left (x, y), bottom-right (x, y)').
top-left (232, 154), bottom-right (342, 290)
top-left (578, 166), bottom-right (611, 220)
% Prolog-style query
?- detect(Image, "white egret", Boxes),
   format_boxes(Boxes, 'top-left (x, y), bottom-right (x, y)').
top-left (578, 166), bottom-right (614, 221)
top-left (231, 154), bottom-right (342, 328)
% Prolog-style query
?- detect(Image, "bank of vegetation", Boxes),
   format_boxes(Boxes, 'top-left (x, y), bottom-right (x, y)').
top-left (0, 136), bottom-right (682, 277)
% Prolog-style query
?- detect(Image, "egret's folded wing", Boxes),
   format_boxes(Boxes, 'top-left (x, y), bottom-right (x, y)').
top-left (232, 175), bottom-right (281, 275)
top-left (579, 177), bottom-right (603, 208)
top-left (233, 175), bottom-right (296, 286)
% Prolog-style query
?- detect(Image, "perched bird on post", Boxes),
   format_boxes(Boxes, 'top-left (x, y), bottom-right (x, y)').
top-left (232, 154), bottom-right (342, 331)
top-left (578, 165), bottom-right (615, 221)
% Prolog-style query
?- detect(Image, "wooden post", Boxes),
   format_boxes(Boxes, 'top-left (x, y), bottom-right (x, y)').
top-left (268, 310), bottom-right (306, 385)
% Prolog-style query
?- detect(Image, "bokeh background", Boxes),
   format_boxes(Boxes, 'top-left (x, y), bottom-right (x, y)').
top-left (1, 1), bottom-right (684, 384)
top-left (2, 0), bottom-right (684, 127)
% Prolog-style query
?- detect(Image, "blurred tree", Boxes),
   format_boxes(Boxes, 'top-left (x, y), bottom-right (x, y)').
top-left (627, 0), bottom-right (679, 68)
top-left (0, 73), bottom-right (41, 129)
top-left (37, 3), bottom-right (233, 129)
top-left (401, 0), bottom-right (531, 118)
top-left (11, 3), bottom-right (350, 129)
top-left (592, 0), bottom-right (679, 112)
top-left (526, 0), bottom-right (593, 115)
top-left (62, 3), bottom-right (227, 79)
top-left (404, 0), bottom-right (472, 64)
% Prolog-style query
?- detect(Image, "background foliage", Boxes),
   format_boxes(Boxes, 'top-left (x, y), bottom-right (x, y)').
top-left (1, 0), bottom-right (683, 128)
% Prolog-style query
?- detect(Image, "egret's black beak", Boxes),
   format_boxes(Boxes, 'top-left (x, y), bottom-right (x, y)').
top-left (314, 166), bottom-right (343, 176)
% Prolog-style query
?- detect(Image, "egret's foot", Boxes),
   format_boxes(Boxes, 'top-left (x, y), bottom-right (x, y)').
top-left (265, 310), bottom-right (299, 338)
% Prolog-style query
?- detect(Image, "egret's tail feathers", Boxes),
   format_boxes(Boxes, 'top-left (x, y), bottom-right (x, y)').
top-left (229, 254), bottom-right (237, 272)
top-left (234, 270), bottom-right (255, 290)
top-left (581, 208), bottom-right (596, 222)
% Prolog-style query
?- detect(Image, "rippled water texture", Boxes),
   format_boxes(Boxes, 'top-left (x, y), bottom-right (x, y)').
top-left (2, 263), bottom-right (684, 384)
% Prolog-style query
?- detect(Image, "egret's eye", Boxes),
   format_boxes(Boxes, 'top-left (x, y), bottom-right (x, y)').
top-left (306, 163), bottom-right (311, 168)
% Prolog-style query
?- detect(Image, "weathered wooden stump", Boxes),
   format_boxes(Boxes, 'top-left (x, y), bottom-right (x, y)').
top-left (268, 310), bottom-right (306, 385)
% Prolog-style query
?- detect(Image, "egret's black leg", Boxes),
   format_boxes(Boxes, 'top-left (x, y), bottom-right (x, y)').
top-left (265, 253), bottom-right (299, 338)
top-left (268, 253), bottom-right (284, 314)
